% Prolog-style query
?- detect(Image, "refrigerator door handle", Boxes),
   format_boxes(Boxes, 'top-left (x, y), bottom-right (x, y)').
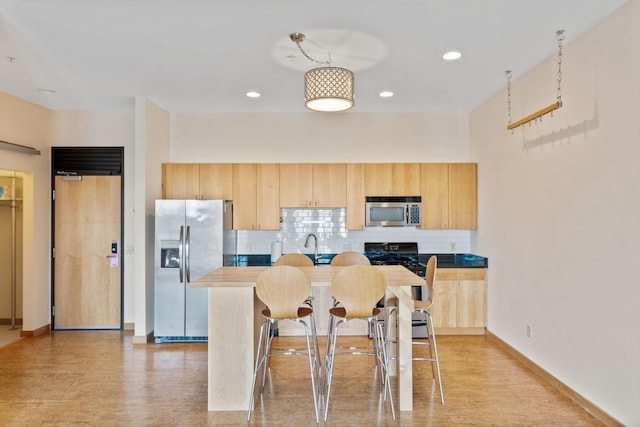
top-left (185, 225), bottom-right (191, 282)
top-left (178, 225), bottom-right (184, 283)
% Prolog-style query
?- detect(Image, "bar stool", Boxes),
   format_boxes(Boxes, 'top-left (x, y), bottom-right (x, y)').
top-left (330, 250), bottom-right (377, 337)
top-left (329, 250), bottom-right (371, 306)
top-left (386, 255), bottom-right (444, 404)
top-left (330, 251), bottom-right (370, 266)
top-left (322, 265), bottom-right (395, 422)
top-left (274, 252), bottom-right (316, 336)
top-left (275, 252), bottom-right (314, 267)
top-left (247, 265), bottom-right (321, 422)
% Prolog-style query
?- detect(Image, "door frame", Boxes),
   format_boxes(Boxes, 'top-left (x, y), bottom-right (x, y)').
top-left (51, 147), bottom-right (124, 330)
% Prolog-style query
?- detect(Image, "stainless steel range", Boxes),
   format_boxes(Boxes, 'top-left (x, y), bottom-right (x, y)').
top-left (364, 242), bottom-right (430, 338)
top-left (364, 242), bottom-right (424, 277)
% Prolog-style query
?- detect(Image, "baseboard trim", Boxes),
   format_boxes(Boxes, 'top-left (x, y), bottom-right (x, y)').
top-left (436, 326), bottom-right (485, 335)
top-left (20, 324), bottom-right (50, 337)
top-left (0, 318), bottom-right (23, 325)
top-left (486, 330), bottom-right (623, 427)
top-left (123, 322), bottom-right (134, 331)
top-left (132, 330), bottom-right (154, 345)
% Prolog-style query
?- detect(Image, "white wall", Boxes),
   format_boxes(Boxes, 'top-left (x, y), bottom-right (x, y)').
top-left (170, 112), bottom-right (469, 163)
top-left (0, 92), bottom-right (51, 332)
top-left (50, 110), bottom-right (136, 325)
top-left (133, 98), bottom-right (170, 342)
top-left (470, 2), bottom-right (640, 424)
top-left (0, 100), bottom-right (141, 333)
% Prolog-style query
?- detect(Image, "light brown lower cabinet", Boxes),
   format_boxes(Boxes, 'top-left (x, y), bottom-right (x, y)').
top-left (431, 268), bottom-right (486, 335)
top-left (279, 268), bottom-right (487, 337)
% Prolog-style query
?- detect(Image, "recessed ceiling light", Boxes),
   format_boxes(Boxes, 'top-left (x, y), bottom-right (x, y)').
top-left (246, 91), bottom-right (261, 98)
top-left (379, 91), bottom-right (394, 98)
top-left (442, 51), bottom-right (462, 61)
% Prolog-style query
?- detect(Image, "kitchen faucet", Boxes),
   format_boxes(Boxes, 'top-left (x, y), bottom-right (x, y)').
top-left (304, 233), bottom-right (318, 264)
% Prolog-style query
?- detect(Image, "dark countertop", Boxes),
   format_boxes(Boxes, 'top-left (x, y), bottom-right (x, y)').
top-left (233, 253), bottom-right (488, 268)
top-left (420, 253), bottom-right (488, 268)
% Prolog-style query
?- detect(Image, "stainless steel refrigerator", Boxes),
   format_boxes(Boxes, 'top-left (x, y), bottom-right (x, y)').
top-left (154, 200), bottom-right (235, 342)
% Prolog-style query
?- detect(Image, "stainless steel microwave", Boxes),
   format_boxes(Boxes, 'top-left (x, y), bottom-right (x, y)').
top-left (365, 196), bottom-right (422, 227)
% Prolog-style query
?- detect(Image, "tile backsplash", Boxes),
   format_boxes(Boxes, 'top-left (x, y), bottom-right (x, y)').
top-left (236, 208), bottom-right (471, 255)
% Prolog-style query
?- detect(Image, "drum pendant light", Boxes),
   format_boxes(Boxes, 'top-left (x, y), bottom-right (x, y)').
top-left (304, 67), bottom-right (354, 112)
top-left (291, 33), bottom-right (355, 112)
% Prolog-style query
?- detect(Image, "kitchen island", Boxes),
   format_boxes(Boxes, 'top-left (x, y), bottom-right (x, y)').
top-left (192, 265), bottom-right (425, 412)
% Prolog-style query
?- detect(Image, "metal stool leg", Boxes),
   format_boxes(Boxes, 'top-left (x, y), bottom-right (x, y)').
top-left (426, 311), bottom-right (445, 404)
top-left (323, 315), bottom-right (342, 422)
top-left (247, 321), bottom-right (269, 421)
top-left (300, 319), bottom-right (320, 422)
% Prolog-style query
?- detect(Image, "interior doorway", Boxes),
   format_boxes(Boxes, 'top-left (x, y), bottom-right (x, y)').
top-left (51, 147), bottom-right (124, 330)
top-left (0, 170), bottom-right (23, 334)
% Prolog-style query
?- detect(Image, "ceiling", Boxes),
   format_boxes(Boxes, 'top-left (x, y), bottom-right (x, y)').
top-left (0, 0), bottom-right (629, 114)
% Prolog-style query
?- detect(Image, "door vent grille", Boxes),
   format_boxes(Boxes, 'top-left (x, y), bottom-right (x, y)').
top-left (52, 147), bottom-right (123, 176)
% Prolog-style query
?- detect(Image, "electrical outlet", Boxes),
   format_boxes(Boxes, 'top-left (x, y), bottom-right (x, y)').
top-left (450, 242), bottom-right (456, 252)
top-left (526, 325), bottom-right (532, 338)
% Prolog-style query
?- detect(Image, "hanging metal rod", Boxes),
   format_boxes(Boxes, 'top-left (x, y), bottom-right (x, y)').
top-left (506, 101), bottom-right (562, 130)
top-left (0, 140), bottom-right (41, 155)
top-left (506, 30), bottom-right (565, 131)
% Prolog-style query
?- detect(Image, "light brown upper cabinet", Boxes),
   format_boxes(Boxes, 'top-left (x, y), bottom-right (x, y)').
top-left (448, 163), bottom-right (478, 230)
top-left (392, 163), bottom-right (421, 195)
top-left (232, 164), bottom-right (256, 230)
top-left (279, 163), bottom-right (347, 208)
top-left (313, 164), bottom-right (347, 207)
top-left (162, 163), bottom-right (233, 200)
top-left (199, 163), bottom-right (233, 200)
top-left (279, 164), bottom-right (312, 208)
top-left (233, 163), bottom-right (280, 230)
top-left (163, 162), bottom-right (477, 230)
top-left (162, 163), bottom-right (199, 199)
top-left (420, 163), bottom-right (448, 228)
top-left (256, 163), bottom-right (280, 230)
top-left (365, 163), bottom-right (393, 196)
top-left (365, 163), bottom-right (421, 196)
top-left (421, 163), bottom-right (477, 229)
top-left (346, 163), bottom-right (365, 230)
